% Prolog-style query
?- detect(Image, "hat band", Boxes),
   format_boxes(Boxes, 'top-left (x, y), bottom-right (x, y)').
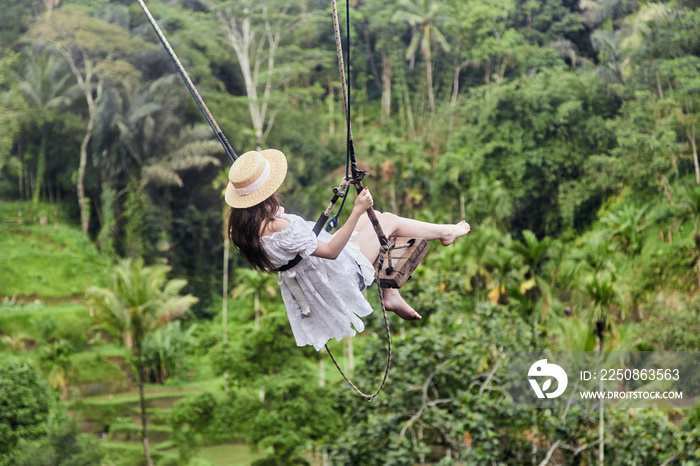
top-left (234, 160), bottom-right (271, 196)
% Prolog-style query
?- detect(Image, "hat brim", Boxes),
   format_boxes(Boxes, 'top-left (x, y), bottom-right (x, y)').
top-left (224, 149), bottom-right (288, 208)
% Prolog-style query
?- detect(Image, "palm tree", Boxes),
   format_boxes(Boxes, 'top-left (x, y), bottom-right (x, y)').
top-left (233, 268), bottom-right (278, 330)
top-left (484, 235), bottom-right (525, 305)
top-left (233, 267), bottom-right (278, 403)
top-left (552, 317), bottom-right (597, 352)
top-left (583, 271), bottom-right (620, 349)
top-left (93, 75), bottom-right (222, 257)
top-left (466, 175), bottom-right (513, 231)
top-left (560, 229), bottom-right (628, 466)
top-left (436, 225), bottom-right (499, 300)
top-left (579, 0), bottom-right (638, 28)
top-left (589, 3), bottom-right (671, 86)
top-left (560, 232), bottom-right (618, 285)
top-left (590, 30), bottom-right (629, 85)
top-left (142, 321), bottom-right (196, 384)
top-left (89, 258), bottom-right (197, 466)
top-left (393, 0), bottom-right (452, 115)
top-left (0, 333), bottom-right (30, 354)
top-left (38, 339), bottom-right (72, 400)
top-left (93, 74), bottom-right (183, 185)
top-left (561, 234), bottom-right (630, 350)
top-left (138, 125), bottom-right (223, 191)
top-left (510, 230), bottom-right (553, 344)
top-left (673, 185), bottom-right (700, 287)
top-left (553, 316), bottom-right (638, 466)
top-left (15, 49), bottom-right (77, 204)
top-left (600, 204), bottom-right (648, 256)
top-left (676, 184), bottom-right (700, 229)
top-left (29, 7), bottom-right (140, 233)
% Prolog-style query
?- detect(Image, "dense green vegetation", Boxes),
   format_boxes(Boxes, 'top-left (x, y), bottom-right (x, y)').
top-left (1, 0), bottom-right (700, 464)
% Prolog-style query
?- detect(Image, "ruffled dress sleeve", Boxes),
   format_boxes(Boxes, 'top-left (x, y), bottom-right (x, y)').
top-left (260, 213), bottom-right (318, 269)
top-left (260, 212), bottom-right (375, 351)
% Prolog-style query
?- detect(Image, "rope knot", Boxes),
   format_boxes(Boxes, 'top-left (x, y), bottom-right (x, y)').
top-left (380, 241), bottom-right (395, 254)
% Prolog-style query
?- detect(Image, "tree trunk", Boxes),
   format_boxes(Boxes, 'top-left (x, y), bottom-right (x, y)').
top-left (254, 291), bottom-right (265, 403)
top-left (597, 343), bottom-right (604, 466)
top-left (328, 77), bottom-right (335, 136)
top-left (19, 142), bottom-right (25, 199)
top-left (137, 346), bottom-right (154, 466)
top-left (451, 65), bottom-right (461, 107)
top-left (318, 358), bottom-right (325, 387)
top-left (77, 126), bottom-right (90, 234)
top-left (77, 109), bottom-right (96, 229)
top-left (485, 61), bottom-right (491, 98)
top-left (254, 293), bottom-right (260, 330)
top-left (390, 179), bottom-right (398, 213)
top-left (96, 186), bottom-right (116, 253)
top-left (424, 45), bottom-right (435, 115)
top-left (451, 60), bottom-right (470, 107)
top-left (598, 377), bottom-right (604, 466)
top-left (403, 85), bottom-right (415, 136)
top-left (364, 27), bottom-right (380, 86)
top-left (60, 377), bottom-right (69, 400)
top-left (221, 7), bottom-right (289, 151)
top-left (418, 426), bottom-right (425, 466)
top-left (33, 134), bottom-right (47, 204)
top-left (381, 51), bottom-right (392, 124)
top-left (533, 306), bottom-right (539, 347)
top-left (63, 52), bottom-right (101, 235)
top-left (227, 13), bottom-right (265, 149)
top-left (688, 127), bottom-right (699, 185)
top-left (223, 233), bottom-right (230, 395)
top-left (345, 336), bottom-right (354, 379)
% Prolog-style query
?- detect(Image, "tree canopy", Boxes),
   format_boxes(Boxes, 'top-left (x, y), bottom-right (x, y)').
top-left (1, 0), bottom-right (700, 464)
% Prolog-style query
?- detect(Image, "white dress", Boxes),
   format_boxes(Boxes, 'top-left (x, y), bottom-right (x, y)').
top-left (260, 210), bottom-right (376, 350)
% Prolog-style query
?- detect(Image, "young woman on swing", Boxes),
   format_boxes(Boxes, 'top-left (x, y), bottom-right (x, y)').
top-left (226, 149), bottom-right (470, 351)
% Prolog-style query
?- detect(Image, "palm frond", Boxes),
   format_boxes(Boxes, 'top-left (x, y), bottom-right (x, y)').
top-left (140, 165), bottom-right (184, 189)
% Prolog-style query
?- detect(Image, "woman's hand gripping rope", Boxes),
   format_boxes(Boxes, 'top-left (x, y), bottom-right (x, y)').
top-left (353, 187), bottom-right (373, 214)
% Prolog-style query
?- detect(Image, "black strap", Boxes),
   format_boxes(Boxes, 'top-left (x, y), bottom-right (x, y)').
top-left (276, 253), bottom-right (302, 272)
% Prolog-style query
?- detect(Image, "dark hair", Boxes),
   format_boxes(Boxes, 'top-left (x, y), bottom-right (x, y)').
top-left (227, 193), bottom-right (281, 272)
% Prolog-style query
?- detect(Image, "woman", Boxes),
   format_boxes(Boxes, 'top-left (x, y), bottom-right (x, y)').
top-left (226, 149), bottom-right (470, 350)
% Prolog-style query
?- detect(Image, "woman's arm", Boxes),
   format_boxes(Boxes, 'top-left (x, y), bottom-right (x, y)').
top-left (312, 187), bottom-right (373, 260)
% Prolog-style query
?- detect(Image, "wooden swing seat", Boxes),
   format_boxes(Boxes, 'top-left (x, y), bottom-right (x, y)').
top-left (375, 236), bottom-right (429, 288)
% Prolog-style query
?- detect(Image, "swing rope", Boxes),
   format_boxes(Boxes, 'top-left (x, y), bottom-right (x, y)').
top-left (136, 0), bottom-right (237, 163)
top-left (323, 0), bottom-right (393, 403)
top-left (325, 281), bottom-right (391, 402)
top-left (324, 0), bottom-right (352, 232)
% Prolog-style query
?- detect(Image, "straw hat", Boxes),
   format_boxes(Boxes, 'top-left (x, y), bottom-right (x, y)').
top-left (224, 149), bottom-right (287, 208)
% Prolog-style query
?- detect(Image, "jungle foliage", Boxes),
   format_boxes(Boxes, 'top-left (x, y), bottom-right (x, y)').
top-left (1, 0), bottom-right (700, 464)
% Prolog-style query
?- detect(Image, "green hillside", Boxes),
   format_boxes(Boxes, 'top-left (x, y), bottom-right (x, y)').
top-left (0, 201), bottom-right (111, 298)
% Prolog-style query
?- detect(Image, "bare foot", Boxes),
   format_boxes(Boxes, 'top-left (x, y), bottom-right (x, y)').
top-left (382, 288), bottom-right (422, 320)
top-left (440, 220), bottom-right (471, 246)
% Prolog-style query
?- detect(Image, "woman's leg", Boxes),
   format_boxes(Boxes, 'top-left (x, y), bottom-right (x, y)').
top-left (380, 288), bottom-right (422, 320)
top-left (353, 211), bottom-right (470, 264)
top-left (353, 211), bottom-right (373, 233)
top-left (351, 212), bottom-right (470, 320)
